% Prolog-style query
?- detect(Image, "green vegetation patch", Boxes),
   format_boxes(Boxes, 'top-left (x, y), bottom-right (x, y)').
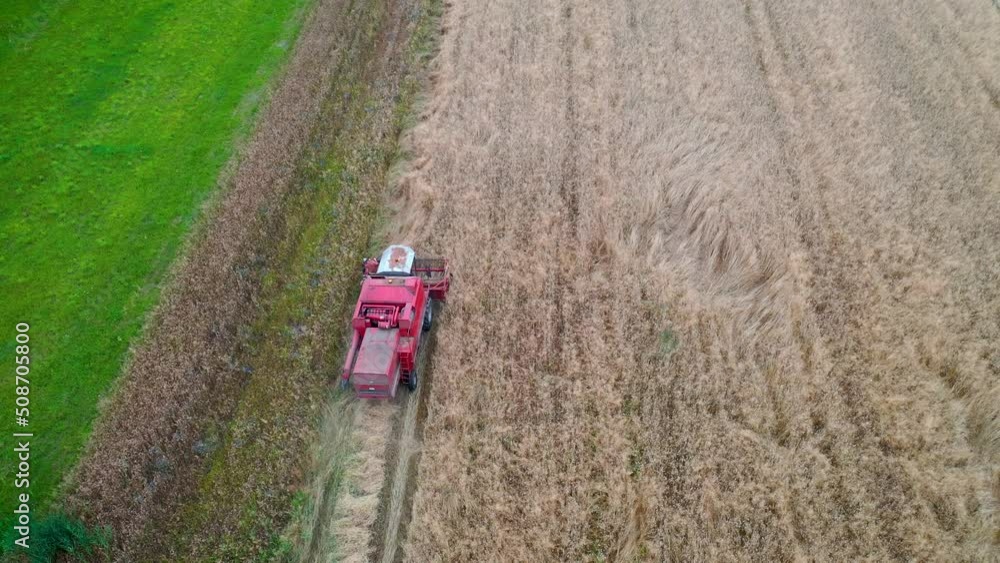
top-left (0, 0), bottom-right (310, 525)
top-left (2, 512), bottom-right (110, 562)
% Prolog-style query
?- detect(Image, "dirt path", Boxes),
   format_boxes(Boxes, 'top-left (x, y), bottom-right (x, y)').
top-left (384, 0), bottom-right (1000, 560)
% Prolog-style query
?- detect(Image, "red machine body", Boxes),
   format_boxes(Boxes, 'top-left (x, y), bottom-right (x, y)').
top-left (341, 245), bottom-right (450, 399)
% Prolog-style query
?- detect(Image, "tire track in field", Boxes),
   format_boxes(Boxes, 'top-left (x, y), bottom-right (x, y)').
top-left (377, 390), bottom-right (419, 563)
top-left (307, 302), bottom-right (436, 563)
top-left (546, 0), bottom-right (580, 421)
top-left (374, 305), bottom-right (436, 563)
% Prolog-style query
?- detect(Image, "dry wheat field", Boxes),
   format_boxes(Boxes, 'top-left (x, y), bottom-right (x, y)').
top-left (381, 0), bottom-right (1000, 560)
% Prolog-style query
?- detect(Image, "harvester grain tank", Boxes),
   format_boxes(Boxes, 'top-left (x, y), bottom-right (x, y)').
top-left (340, 245), bottom-right (450, 398)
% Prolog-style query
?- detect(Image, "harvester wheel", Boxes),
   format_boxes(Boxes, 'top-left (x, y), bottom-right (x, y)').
top-left (339, 378), bottom-right (350, 391)
top-left (422, 304), bottom-right (433, 332)
top-left (407, 369), bottom-right (419, 391)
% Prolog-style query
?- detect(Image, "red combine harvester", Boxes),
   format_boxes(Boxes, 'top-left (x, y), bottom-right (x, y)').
top-left (340, 245), bottom-right (450, 398)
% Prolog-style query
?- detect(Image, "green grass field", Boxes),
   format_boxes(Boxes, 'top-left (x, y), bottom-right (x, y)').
top-left (0, 0), bottom-right (309, 524)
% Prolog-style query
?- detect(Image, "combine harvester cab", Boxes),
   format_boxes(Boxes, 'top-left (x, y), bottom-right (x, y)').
top-left (340, 245), bottom-right (450, 398)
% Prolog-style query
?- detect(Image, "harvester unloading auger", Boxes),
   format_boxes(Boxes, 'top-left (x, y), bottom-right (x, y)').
top-left (340, 245), bottom-right (451, 398)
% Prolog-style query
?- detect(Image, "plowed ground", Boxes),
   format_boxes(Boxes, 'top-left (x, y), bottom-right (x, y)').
top-left (383, 0), bottom-right (1000, 560)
